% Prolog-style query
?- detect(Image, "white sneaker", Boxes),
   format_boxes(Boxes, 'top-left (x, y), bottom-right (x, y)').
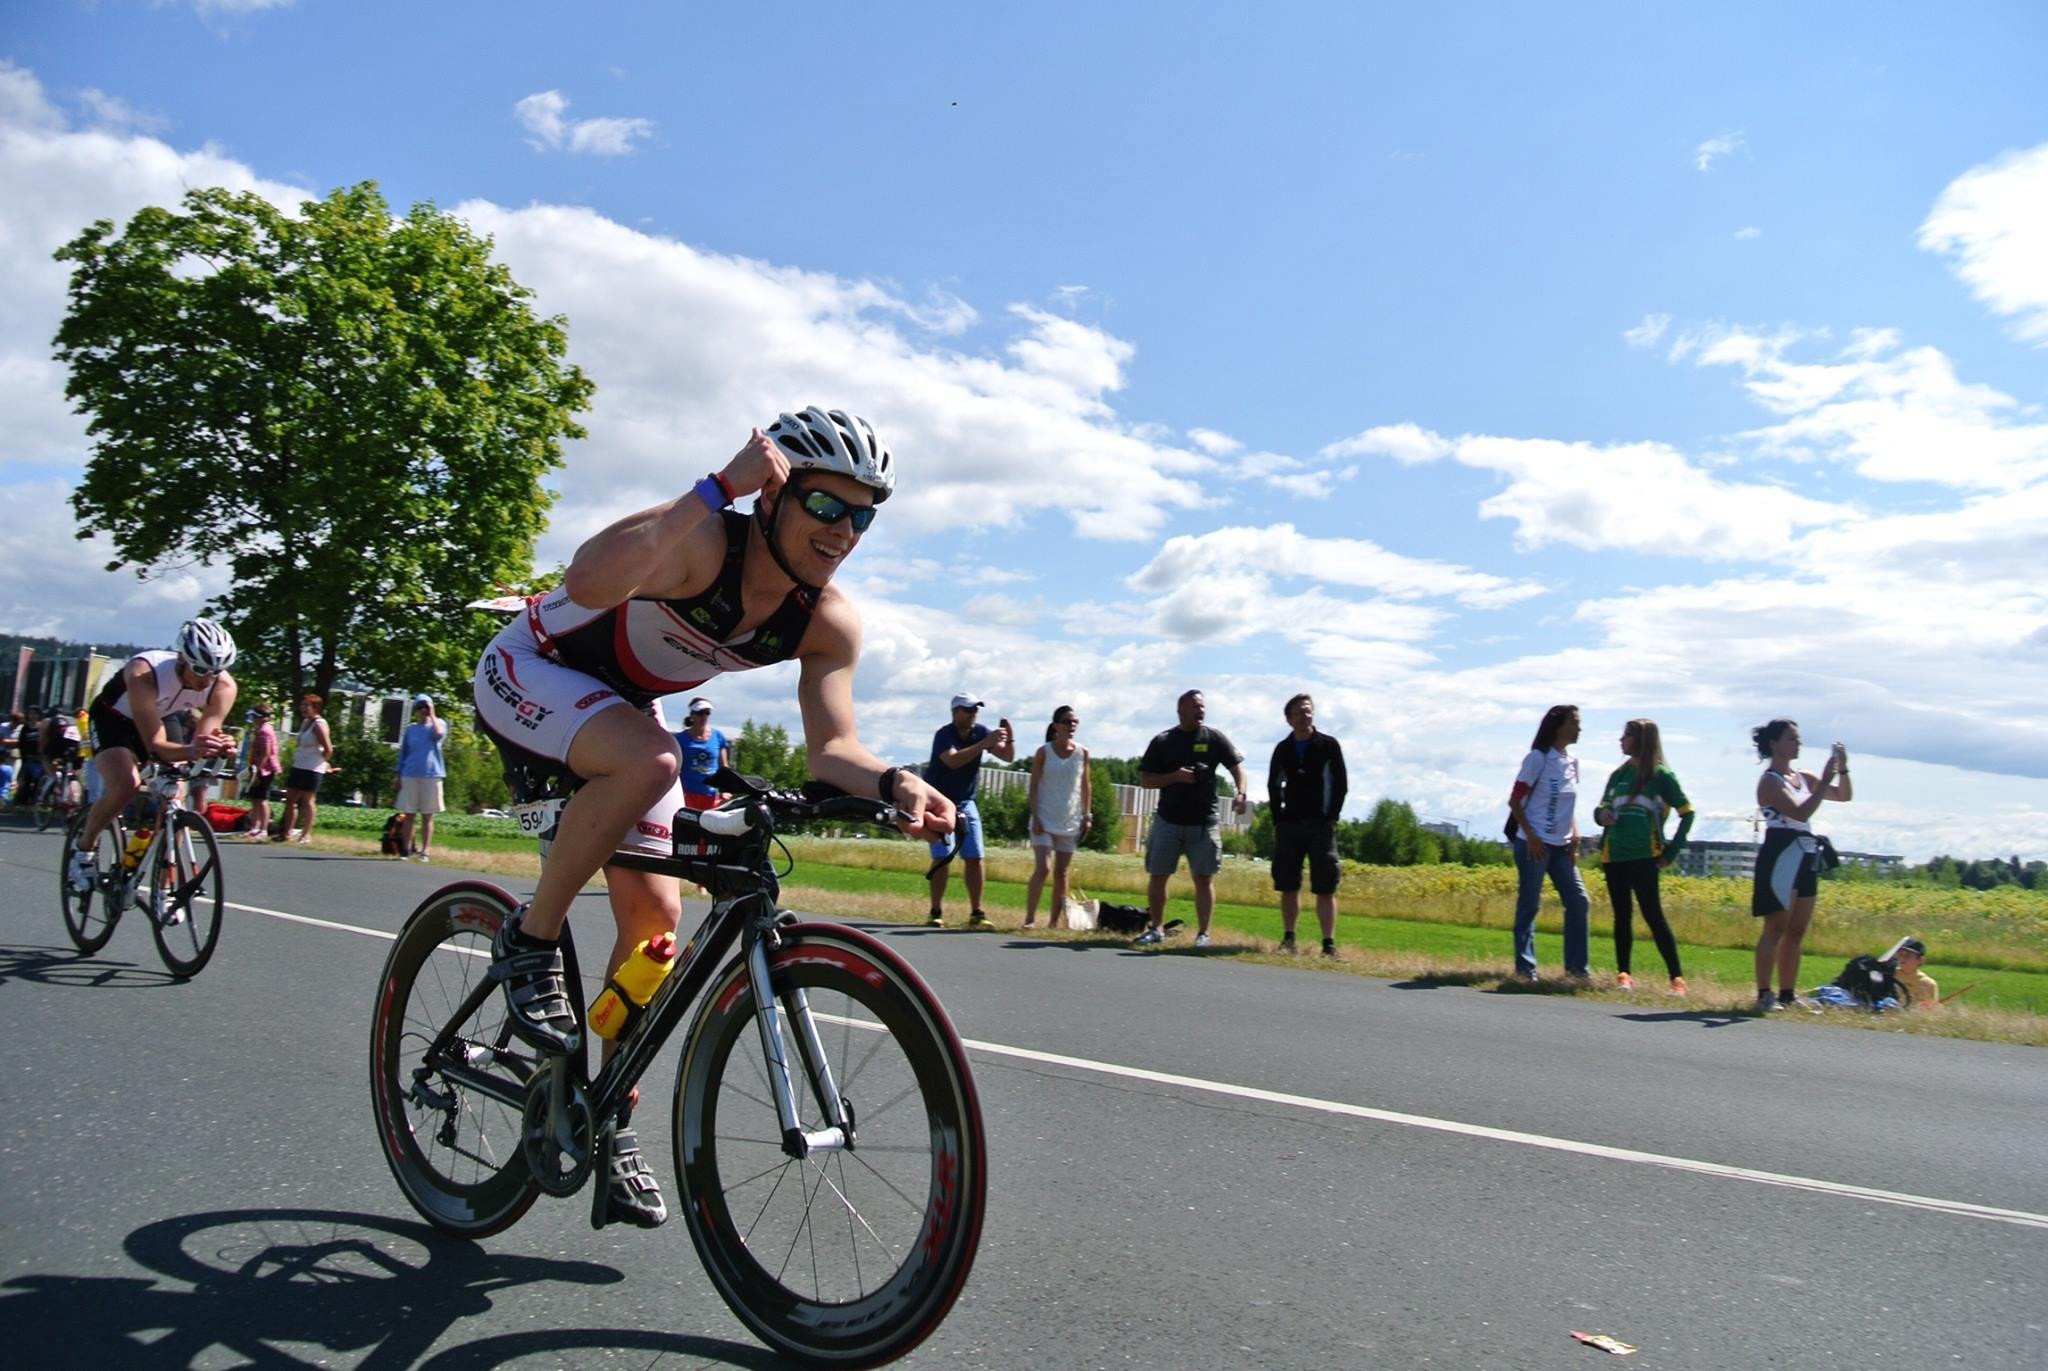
top-left (1133, 926), bottom-right (1164, 946)
top-left (1194, 932), bottom-right (1212, 949)
top-left (68, 850), bottom-right (96, 894)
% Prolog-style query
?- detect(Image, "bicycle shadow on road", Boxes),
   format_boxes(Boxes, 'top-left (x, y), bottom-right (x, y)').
top-left (0, 1207), bottom-right (781, 1370)
top-left (0, 943), bottom-right (182, 990)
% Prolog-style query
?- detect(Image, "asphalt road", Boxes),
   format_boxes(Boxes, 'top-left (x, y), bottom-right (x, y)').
top-left (1, 819), bottom-right (2043, 1369)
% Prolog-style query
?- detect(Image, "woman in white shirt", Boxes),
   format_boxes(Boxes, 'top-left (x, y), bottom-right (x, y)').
top-left (1505, 704), bottom-right (1591, 981)
top-left (1023, 706), bottom-right (1092, 929)
top-left (278, 694), bottom-right (338, 844)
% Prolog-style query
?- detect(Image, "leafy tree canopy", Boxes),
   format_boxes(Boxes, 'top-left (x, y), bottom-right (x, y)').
top-left (55, 182), bottom-right (593, 705)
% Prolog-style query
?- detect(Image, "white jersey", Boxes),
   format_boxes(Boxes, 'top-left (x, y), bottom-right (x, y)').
top-left (110, 650), bottom-right (216, 722)
top-left (1760, 769), bottom-right (1813, 832)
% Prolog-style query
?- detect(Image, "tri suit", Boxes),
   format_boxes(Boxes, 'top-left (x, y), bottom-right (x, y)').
top-left (473, 508), bottom-right (818, 855)
top-left (88, 650), bottom-right (219, 759)
top-left (1751, 769), bottom-right (1821, 916)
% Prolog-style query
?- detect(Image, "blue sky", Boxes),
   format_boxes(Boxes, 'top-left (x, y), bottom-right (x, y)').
top-left (5, 2), bottom-right (2046, 859)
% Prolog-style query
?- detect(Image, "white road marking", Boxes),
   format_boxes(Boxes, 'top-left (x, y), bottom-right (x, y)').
top-left (224, 896), bottom-right (2048, 1232)
top-left (958, 1037), bottom-right (2048, 1231)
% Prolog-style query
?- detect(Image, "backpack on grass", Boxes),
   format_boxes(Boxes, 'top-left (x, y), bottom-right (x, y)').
top-left (1832, 954), bottom-right (1905, 1008)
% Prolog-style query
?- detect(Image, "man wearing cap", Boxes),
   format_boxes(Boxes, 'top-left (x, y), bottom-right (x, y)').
top-left (238, 704), bottom-right (281, 840)
top-left (925, 694), bottom-right (1015, 926)
top-left (1886, 937), bottom-right (1940, 1009)
top-left (673, 696), bottom-right (730, 820)
top-left (394, 694), bottom-right (448, 861)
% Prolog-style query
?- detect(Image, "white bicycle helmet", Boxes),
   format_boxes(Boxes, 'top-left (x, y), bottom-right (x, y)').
top-left (764, 407), bottom-right (895, 503)
top-left (175, 617), bottom-right (237, 674)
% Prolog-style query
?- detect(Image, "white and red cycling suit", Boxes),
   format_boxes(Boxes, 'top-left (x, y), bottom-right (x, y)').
top-left (473, 508), bottom-right (819, 854)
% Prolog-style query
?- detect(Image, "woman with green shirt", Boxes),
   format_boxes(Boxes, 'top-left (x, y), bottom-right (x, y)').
top-left (1594, 718), bottom-right (1694, 995)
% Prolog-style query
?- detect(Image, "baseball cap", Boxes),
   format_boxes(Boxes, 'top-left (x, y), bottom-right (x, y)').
top-left (412, 693), bottom-right (432, 706)
top-left (687, 696), bottom-right (714, 715)
top-left (1897, 937), bottom-right (1927, 956)
top-left (950, 693), bottom-right (984, 711)
top-left (251, 704), bottom-right (271, 718)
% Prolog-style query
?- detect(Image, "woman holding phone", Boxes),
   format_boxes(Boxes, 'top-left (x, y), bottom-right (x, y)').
top-left (1751, 719), bottom-right (1852, 1011)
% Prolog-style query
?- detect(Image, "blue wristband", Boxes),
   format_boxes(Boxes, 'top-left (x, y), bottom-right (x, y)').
top-left (692, 475), bottom-right (731, 512)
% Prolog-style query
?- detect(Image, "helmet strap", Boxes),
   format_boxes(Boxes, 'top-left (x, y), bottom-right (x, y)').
top-left (754, 480), bottom-right (823, 596)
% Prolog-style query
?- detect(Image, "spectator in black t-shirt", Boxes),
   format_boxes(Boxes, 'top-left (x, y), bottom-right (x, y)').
top-left (923, 693), bottom-right (1015, 926)
top-left (1135, 690), bottom-right (1247, 949)
top-left (1268, 693), bottom-right (1347, 957)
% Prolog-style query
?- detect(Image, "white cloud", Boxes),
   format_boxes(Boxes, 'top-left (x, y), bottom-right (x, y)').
top-left (1733, 225), bottom-right (1762, 240)
top-left (514, 90), bottom-right (655, 157)
top-left (1695, 131), bottom-right (1745, 172)
top-left (76, 89), bottom-right (167, 133)
top-left (1187, 427), bottom-right (1242, 456)
top-left (1321, 421), bottom-right (1449, 464)
top-left (1623, 313), bottom-right (1671, 349)
top-left (1680, 324), bottom-right (2048, 490)
top-left (1324, 423), bottom-right (1852, 559)
top-left (1919, 140), bottom-right (2048, 344)
top-left (1130, 524), bottom-right (1545, 610)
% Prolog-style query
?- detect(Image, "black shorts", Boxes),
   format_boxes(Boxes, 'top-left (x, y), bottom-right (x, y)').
top-left (286, 766), bottom-right (325, 793)
top-left (88, 703), bottom-right (145, 760)
top-left (244, 772), bottom-right (276, 800)
top-left (1752, 827), bottom-right (1819, 916)
top-left (1272, 818), bottom-right (1340, 895)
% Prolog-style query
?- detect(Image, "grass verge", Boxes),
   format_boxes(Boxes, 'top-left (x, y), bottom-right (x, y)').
top-left (263, 812), bottom-right (2048, 1047)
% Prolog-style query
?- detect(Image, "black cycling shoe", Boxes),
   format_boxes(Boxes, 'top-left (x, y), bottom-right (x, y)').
top-left (489, 908), bottom-right (582, 1055)
top-left (590, 1125), bottom-right (668, 1230)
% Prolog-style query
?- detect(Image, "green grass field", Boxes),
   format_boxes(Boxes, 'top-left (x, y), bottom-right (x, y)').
top-left (268, 806), bottom-right (2048, 1043)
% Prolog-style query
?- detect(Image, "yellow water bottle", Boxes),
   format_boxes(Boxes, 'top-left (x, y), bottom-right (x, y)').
top-left (588, 932), bottom-right (679, 1040)
top-left (122, 827), bottom-right (153, 872)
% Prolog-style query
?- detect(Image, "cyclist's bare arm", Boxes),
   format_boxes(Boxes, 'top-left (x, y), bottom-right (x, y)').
top-left (795, 593), bottom-right (954, 843)
top-left (191, 674), bottom-right (239, 758)
top-left (564, 431), bottom-right (789, 607)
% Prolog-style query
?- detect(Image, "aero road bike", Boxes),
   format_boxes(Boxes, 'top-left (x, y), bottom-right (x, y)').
top-left (59, 760), bottom-right (229, 978)
top-left (369, 768), bottom-right (987, 1367)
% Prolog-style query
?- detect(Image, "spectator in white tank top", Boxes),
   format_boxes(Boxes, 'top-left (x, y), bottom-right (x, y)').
top-left (1024, 705), bottom-right (1091, 928)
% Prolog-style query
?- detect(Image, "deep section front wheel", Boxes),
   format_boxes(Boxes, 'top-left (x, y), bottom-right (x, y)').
top-left (673, 922), bottom-right (986, 1368)
top-left (370, 882), bottom-right (583, 1237)
top-left (59, 813), bottom-right (119, 955)
top-left (150, 809), bottom-right (224, 978)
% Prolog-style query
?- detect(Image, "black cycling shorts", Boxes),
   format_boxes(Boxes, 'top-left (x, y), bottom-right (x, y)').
top-left (88, 703), bottom-right (145, 760)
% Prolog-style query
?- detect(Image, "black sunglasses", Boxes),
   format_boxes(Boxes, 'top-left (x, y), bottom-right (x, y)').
top-left (797, 487), bottom-right (878, 533)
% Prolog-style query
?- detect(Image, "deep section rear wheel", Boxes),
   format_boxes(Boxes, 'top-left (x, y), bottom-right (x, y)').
top-left (673, 923), bottom-right (986, 1368)
top-left (370, 882), bottom-right (582, 1237)
top-left (149, 809), bottom-right (224, 977)
top-left (59, 813), bottom-right (118, 955)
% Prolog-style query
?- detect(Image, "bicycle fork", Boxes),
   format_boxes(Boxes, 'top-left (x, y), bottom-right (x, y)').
top-left (747, 928), bottom-right (854, 1160)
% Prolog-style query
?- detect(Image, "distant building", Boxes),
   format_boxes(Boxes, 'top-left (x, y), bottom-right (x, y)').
top-left (1671, 838), bottom-right (1904, 880)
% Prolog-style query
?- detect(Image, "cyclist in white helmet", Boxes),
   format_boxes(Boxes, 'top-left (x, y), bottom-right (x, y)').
top-left (69, 619), bottom-right (241, 893)
top-left (472, 407), bottom-right (955, 1229)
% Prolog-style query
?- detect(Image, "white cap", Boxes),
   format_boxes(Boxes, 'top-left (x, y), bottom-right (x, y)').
top-left (413, 693), bottom-right (433, 706)
top-left (688, 696), bottom-right (714, 715)
top-left (950, 693), bottom-right (984, 711)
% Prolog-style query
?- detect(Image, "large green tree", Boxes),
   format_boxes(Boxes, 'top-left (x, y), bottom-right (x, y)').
top-left (55, 182), bottom-right (593, 704)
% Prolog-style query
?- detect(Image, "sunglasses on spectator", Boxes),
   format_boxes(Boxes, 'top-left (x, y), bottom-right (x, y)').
top-left (797, 488), bottom-right (878, 533)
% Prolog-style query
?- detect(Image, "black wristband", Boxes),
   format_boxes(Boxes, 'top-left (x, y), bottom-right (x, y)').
top-left (877, 766), bottom-right (903, 804)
